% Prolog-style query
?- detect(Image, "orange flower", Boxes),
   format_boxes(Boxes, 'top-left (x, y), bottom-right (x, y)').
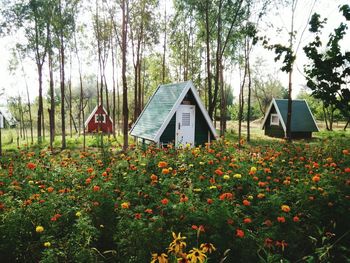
top-left (342, 149), bottom-right (349, 155)
top-left (121, 202), bottom-right (130, 209)
top-left (93, 185), bottom-right (100, 192)
top-left (158, 161), bottom-right (168, 168)
top-left (242, 199), bottom-right (251, 206)
top-left (277, 216), bottom-right (286, 223)
top-left (47, 187), bottom-right (54, 193)
top-left (27, 162), bottom-right (36, 170)
top-left (257, 193), bottom-right (265, 199)
top-left (236, 229), bottom-right (244, 238)
top-left (312, 175), bottom-right (320, 183)
top-left (180, 194), bottom-right (188, 203)
top-left (161, 198), bottom-right (169, 205)
top-left (162, 168), bottom-right (170, 174)
top-left (87, 167), bottom-right (94, 174)
top-left (207, 198), bottom-right (213, 204)
top-left (145, 208), bottom-right (153, 214)
top-left (215, 169), bottom-right (224, 176)
top-left (293, 216), bottom-right (300, 222)
top-left (281, 205), bottom-right (291, 213)
top-left (219, 192), bottom-right (234, 200)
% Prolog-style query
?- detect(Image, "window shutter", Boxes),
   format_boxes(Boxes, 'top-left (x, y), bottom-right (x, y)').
top-left (182, 112), bottom-right (190, 126)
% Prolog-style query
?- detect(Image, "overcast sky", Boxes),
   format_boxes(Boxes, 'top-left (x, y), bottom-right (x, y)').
top-left (0, 0), bottom-right (349, 105)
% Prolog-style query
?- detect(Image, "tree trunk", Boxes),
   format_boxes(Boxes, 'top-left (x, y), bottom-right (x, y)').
top-left (247, 39), bottom-right (252, 142)
top-left (48, 30), bottom-right (55, 150)
top-left (59, 0), bottom-right (66, 149)
top-left (69, 62), bottom-right (73, 138)
top-left (111, 35), bottom-right (116, 138)
top-left (238, 44), bottom-right (248, 148)
top-left (37, 63), bottom-right (43, 144)
top-left (162, 1), bottom-right (167, 83)
top-left (122, 0), bottom-right (129, 150)
top-left (205, 0), bottom-right (212, 117)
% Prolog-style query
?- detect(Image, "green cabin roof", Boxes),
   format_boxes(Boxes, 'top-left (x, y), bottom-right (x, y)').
top-left (263, 99), bottom-right (319, 132)
top-left (130, 82), bottom-right (190, 141)
top-left (130, 81), bottom-right (217, 142)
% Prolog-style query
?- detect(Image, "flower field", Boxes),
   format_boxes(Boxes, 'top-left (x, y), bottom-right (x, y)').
top-left (0, 135), bottom-right (350, 262)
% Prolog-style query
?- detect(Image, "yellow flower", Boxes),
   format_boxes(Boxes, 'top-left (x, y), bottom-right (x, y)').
top-left (233, 173), bottom-right (242, 179)
top-left (247, 195), bottom-right (254, 200)
top-left (151, 253), bottom-right (168, 263)
top-left (75, 211), bottom-right (82, 217)
top-left (281, 205), bottom-right (291, 213)
top-left (209, 186), bottom-right (217, 189)
top-left (193, 188), bottom-right (202, 192)
top-left (223, 175), bottom-right (230, 180)
top-left (187, 248), bottom-right (207, 263)
top-left (250, 166), bottom-right (257, 174)
top-left (200, 243), bottom-right (216, 254)
top-left (121, 202), bottom-right (130, 209)
top-left (36, 226), bottom-right (44, 233)
top-left (168, 232), bottom-right (187, 255)
top-left (43, 242), bottom-right (51, 247)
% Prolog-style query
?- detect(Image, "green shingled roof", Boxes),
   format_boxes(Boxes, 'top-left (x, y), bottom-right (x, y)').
top-left (274, 99), bottom-right (318, 132)
top-left (130, 81), bottom-right (190, 141)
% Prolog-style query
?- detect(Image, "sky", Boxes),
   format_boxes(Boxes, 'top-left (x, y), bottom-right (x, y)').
top-left (0, 0), bottom-right (349, 105)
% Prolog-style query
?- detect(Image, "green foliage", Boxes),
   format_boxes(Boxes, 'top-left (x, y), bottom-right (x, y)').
top-left (304, 4), bottom-right (350, 122)
top-left (1, 134), bottom-right (350, 262)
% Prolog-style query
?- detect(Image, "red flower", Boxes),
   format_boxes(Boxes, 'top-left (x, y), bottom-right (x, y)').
top-left (277, 216), bottom-right (286, 223)
top-left (51, 213), bottom-right (62, 221)
top-left (264, 238), bottom-right (274, 248)
top-left (93, 185), bottom-right (100, 192)
top-left (345, 167), bottom-right (350, 173)
top-left (161, 198), bottom-right (169, 205)
top-left (207, 198), bottom-right (213, 205)
top-left (275, 240), bottom-right (288, 251)
top-left (236, 229), bottom-right (245, 238)
top-left (27, 162), bottom-right (36, 170)
top-left (293, 216), bottom-right (300, 222)
top-left (134, 213), bottom-right (142, 219)
top-left (243, 218), bottom-right (252, 224)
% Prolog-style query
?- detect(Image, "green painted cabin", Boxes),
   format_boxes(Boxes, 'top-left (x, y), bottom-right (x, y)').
top-left (130, 81), bottom-right (217, 147)
top-left (262, 99), bottom-right (319, 139)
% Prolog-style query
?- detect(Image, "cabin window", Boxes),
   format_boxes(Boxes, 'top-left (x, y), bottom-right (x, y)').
top-left (270, 113), bottom-right (279, 126)
top-left (182, 112), bottom-right (191, 126)
top-left (95, 114), bottom-right (106, 123)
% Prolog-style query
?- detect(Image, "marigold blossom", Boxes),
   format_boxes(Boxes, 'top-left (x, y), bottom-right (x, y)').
top-left (121, 202), bottom-right (130, 209)
top-left (277, 216), bottom-right (286, 223)
top-left (161, 198), bottom-right (169, 205)
top-left (281, 205), bottom-right (291, 213)
top-left (158, 161), bottom-right (168, 168)
top-left (36, 225), bottom-right (44, 233)
top-left (236, 229), bottom-right (245, 238)
top-left (242, 199), bottom-right (251, 206)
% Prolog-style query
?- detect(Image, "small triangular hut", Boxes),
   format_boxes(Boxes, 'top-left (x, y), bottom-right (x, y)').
top-left (130, 81), bottom-right (217, 147)
top-left (0, 107), bottom-right (17, 128)
top-left (85, 105), bottom-right (113, 133)
top-left (262, 99), bottom-right (319, 139)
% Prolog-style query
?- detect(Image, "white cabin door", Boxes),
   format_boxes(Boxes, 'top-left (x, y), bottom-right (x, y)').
top-left (175, 105), bottom-right (195, 147)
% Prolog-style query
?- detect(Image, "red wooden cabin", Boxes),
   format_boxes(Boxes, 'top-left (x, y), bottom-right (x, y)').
top-left (85, 105), bottom-right (113, 133)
